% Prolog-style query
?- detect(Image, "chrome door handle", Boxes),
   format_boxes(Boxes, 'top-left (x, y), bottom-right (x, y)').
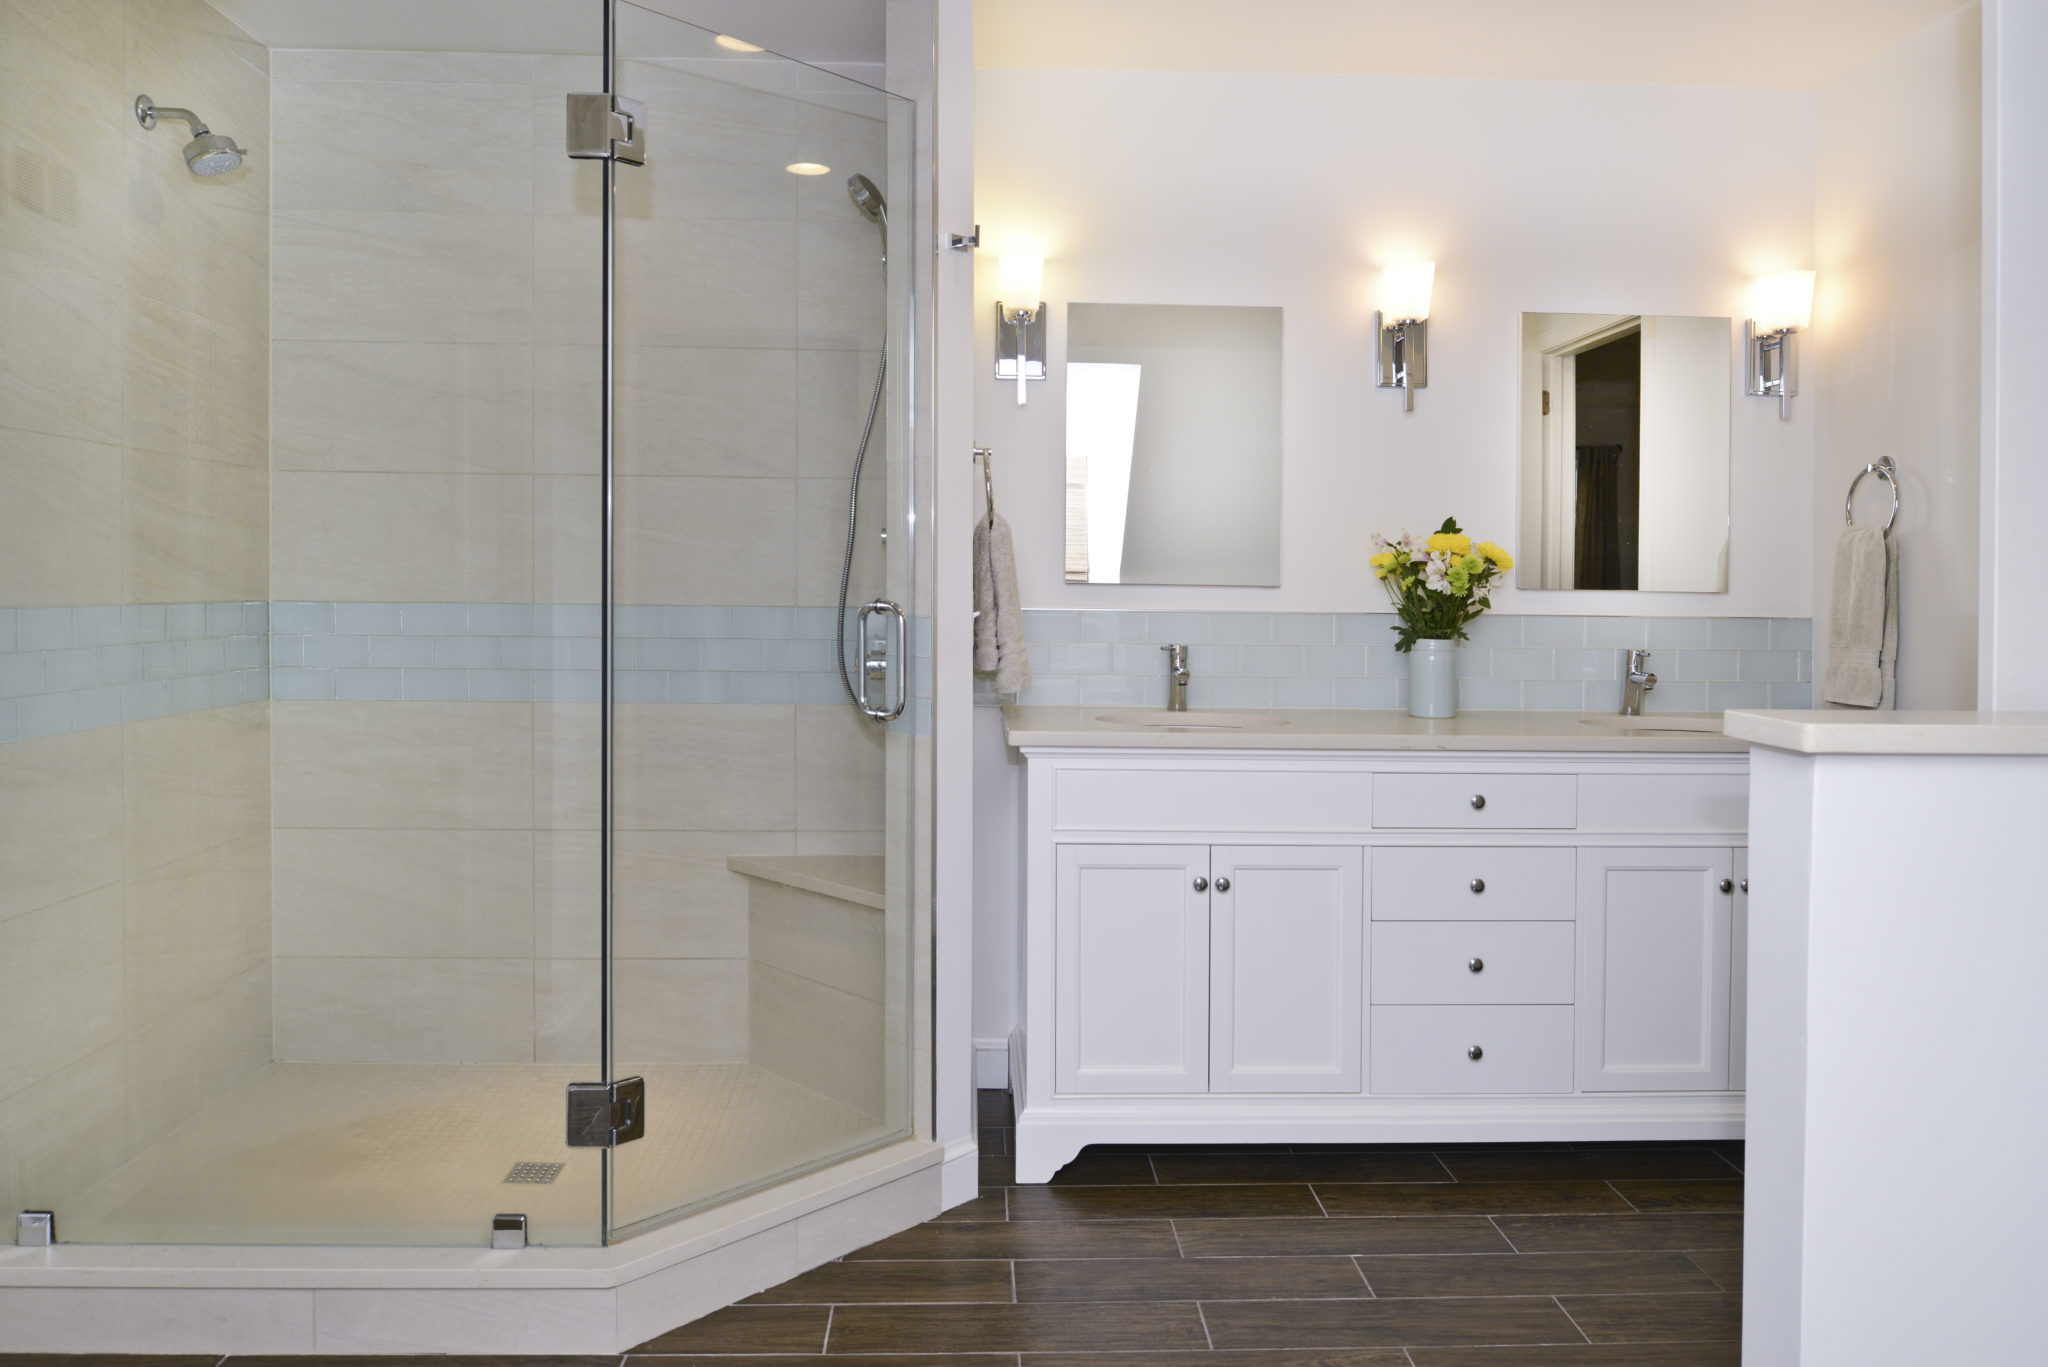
top-left (1719, 878), bottom-right (1735, 894)
top-left (855, 599), bottom-right (907, 721)
top-left (1193, 876), bottom-right (1209, 893)
top-left (1213, 876), bottom-right (1231, 893)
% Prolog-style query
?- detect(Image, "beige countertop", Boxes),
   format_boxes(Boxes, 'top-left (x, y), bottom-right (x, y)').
top-left (1002, 706), bottom-right (1748, 753)
top-left (1724, 709), bottom-right (2048, 756)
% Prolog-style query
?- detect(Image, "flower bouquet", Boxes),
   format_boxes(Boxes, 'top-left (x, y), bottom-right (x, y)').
top-left (1369, 518), bottom-right (1513, 717)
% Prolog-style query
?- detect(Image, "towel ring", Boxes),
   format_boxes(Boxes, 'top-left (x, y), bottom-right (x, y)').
top-left (1845, 458), bottom-right (1898, 532)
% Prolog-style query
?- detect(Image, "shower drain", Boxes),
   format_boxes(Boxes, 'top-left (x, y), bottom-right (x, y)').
top-left (504, 1161), bottom-right (566, 1184)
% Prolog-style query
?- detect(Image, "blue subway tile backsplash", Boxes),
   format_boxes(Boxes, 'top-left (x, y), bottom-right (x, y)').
top-left (979, 610), bottom-right (1813, 713)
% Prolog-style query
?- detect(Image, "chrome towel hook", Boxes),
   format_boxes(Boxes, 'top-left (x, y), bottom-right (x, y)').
top-left (975, 446), bottom-right (996, 526)
top-left (1845, 455), bottom-right (1899, 532)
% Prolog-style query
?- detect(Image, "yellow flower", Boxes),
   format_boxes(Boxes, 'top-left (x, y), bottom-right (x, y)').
top-left (1369, 549), bottom-right (1398, 579)
top-left (1477, 541), bottom-right (1515, 570)
top-left (1428, 531), bottom-right (1472, 555)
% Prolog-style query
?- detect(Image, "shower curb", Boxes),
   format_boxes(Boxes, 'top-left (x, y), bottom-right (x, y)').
top-left (0, 1138), bottom-right (943, 1353)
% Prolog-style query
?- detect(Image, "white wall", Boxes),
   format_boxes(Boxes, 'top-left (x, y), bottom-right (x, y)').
top-left (1814, 5), bottom-right (1982, 709)
top-left (926, 0), bottom-right (982, 1200)
top-left (973, 69), bottom-right (1817, 617)
top-left (1980, 0), bottom-right (2048, 708)
top-left (970, 706), bottom-right (1022, 1079)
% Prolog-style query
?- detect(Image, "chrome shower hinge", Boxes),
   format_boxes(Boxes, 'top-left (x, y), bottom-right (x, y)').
top-left (565, 92), bottom-right (647, 165)
top-left (16, 1211), bottom-right (53, 1247)
top-left (491, 1213), bottom-right (527, 1250)
top-left (566, 1076), bottom-right (645, 1147)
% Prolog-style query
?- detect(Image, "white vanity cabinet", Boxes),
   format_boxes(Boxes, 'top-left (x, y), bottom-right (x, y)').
top-left (1054, 844), bottom-right (1364, 1096)
top-left (1576, 847), bottom-right (1737, 1091)
top-left (1006, 715), bottom-right (1751, 1185)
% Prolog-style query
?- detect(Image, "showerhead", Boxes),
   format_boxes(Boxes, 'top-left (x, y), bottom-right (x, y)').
top-left (845, 173), bottom-right (887, 226)
top-left (135, 95), bottom-right (246, 177)
top-left (183, 132), bottom-right (245, 176)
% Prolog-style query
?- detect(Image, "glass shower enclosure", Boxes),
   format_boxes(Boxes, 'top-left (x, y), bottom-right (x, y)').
top-left (0, 0), bottom-right (918, 1248)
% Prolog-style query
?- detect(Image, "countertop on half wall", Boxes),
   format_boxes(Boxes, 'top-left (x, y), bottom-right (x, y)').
top-left (1003, 706), bottom-right (1749, 753)
top-left (1725, 709), bottom-right (2048, 754)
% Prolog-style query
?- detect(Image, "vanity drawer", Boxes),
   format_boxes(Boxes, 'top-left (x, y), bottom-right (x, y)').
top-left (1371, 922), bottom-right (1575, 1005)
top-left (1372, 774), bottom-right (1578, 829)
top-left (1372, 846), bottom-right (1576, 920)
top-left (1370, 1005), bottom-right (1574, 1094)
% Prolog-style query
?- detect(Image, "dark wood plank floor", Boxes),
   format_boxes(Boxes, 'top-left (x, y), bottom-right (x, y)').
top-left (4, 1090), bottom-right (1743, 1367)
top-left (644, 1090), bottom-right (1743, 1365)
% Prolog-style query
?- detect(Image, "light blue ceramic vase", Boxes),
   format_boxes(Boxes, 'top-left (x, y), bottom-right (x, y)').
top-left (1407, 638), bottom-right (1458, 718)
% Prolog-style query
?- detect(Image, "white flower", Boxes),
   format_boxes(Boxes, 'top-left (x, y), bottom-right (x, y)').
top-left (1423, 560), bottom-right (1452, 592)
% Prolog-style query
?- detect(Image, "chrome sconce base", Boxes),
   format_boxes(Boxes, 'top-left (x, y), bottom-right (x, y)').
top-left (1375, 313), bottom-right (1429, 411)
top-left (996, 303), bottom-right (1046, 401)
top-left (1745, 319), bottom-right (1800, 419)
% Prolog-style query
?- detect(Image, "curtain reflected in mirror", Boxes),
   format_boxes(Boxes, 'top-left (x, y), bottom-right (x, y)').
top-left (1064, 303), bottom-right (1282, 587)
top-left (1518, 313), bottom-right (1731, 592)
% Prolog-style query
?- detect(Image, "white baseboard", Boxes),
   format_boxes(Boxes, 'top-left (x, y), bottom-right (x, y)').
top-left (939, 1135), bottom-right (981, 1209)
top-left (973, 1037), bottom-right (1011, 1089)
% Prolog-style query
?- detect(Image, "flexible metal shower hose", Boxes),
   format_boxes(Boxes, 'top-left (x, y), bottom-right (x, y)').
top-left (836, 337), bottom-right (889, 709)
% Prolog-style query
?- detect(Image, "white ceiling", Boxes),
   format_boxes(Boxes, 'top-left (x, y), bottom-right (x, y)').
top-left (975, 0), bottom-right (1975, 90)
top-left (207, 0), bottom-right (884, 67)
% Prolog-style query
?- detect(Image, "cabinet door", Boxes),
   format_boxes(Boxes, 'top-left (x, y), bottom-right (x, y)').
top-left (1729, 847), bottom-right (1748, 1092)
top-left (1055, 844), bottom-right (1210, 1094)
top-left (1210, 846), bottom-right (1364, 1093)
top-left (1577, 847), bottom-right (1734, 1091)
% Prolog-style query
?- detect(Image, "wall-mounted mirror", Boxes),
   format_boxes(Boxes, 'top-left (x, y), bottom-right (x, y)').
top-left (1517, 313), bottom-right (1731, 592)
top-left (1064, 302), bottom-right (1282, 586)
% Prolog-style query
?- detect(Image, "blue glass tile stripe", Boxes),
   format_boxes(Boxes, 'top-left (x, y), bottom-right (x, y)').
top-left (0, 602), bottom-right (270, 744)
top-left (984, 610), bottom-right (1813, 712)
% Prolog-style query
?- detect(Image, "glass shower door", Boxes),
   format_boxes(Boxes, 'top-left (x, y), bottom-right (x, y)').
top-left (601, 3), bottom-right (917, 1238)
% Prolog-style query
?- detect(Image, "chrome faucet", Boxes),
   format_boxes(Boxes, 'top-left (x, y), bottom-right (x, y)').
top-left (1161, 644), bottom-right (1190, 711)
top-left (1622, 649), bottom-right (1658, 716)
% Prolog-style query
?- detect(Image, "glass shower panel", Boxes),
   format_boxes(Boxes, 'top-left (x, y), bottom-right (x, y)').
top-left (605, 5), bottom-right (918, 1238)
top-left (0, 0), bottom-right (611, 1247)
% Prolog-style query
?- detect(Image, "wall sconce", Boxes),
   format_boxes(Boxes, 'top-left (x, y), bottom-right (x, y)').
top-left (995, 254), bottom-right (1045, 405)
top-left (1375, 262), bottom-right (1434, 412)
top-left (1745, 269), bottom-right (1815, 420)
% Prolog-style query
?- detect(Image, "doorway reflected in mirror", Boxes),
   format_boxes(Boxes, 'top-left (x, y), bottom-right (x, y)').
top-left (1518, 313), bottom-right (1731, 593)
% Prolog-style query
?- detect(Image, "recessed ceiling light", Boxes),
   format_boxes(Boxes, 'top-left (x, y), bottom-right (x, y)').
top-left (714, 34), bottom-right (764, 52)
top-left (785, 162), bottom-right (831, 176)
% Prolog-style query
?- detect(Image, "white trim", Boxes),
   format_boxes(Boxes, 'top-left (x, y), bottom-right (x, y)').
top-left (0, 1140), bottom-right (942, 1353)
top-left (1013, 1089), bottom-right (1743, 1183)
top-left (939, 1135), bottom-right (982, 1210)
top-left (974, 1037), bottom-right (1012, 1087)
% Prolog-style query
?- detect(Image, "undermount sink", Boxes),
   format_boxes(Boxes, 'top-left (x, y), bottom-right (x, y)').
top-left (1094, 709), bottom-right (1287, 731)
top-left (1579, 713), bottom-right (1727, 734)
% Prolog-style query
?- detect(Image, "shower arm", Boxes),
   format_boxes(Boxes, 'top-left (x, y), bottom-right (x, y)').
top-left (135, 98), bottom-right (210, 136)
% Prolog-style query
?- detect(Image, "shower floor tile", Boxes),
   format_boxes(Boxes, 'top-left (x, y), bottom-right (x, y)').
top-left (57, 1062), bottom-right (892, 1247)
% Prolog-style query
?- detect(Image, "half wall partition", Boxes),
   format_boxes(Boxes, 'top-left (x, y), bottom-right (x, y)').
top-left (0, 0), bottom-right (919, 1250)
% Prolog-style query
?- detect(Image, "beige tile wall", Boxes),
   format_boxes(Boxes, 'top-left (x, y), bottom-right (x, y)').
top-left (0, 0), bottom-right (272, 1216)
top-left (266, 48), bottom-right (895, 1070)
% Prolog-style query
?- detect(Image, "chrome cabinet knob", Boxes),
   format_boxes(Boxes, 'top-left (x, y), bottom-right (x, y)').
top-left (1468, 957), bottom-right (1484, 973)
top-left (1740, 879), bottom-right (1749, 894)
top-left (1467, 1045), bottom-right (1484, 1061)
top-left (1469, 878), bottom-right (1486, 894)
top-left (1214, 876), bottom-right (1231, 893)
top-left (1193, 876), bottom-right (1208, 893)
top-left (1719, 878), bottom-right (1735, 894)
top-left (1470, 794), bottom-right (1487, 810)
